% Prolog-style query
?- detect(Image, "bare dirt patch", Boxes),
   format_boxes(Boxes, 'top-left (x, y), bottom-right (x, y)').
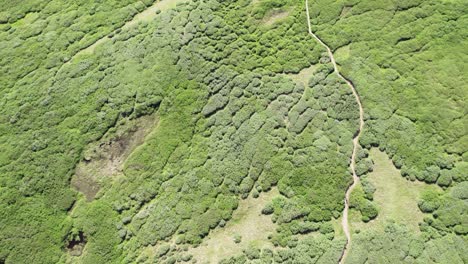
top-left (67, 231), bottom-right (87, 257)
top-left (189, 188), bottom-right (280, 263)
top-left (71, 114), bottom-right (159, 201)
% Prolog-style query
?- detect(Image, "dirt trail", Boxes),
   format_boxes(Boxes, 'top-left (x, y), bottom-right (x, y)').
top-left (304, 1), bottom-right (364, 263)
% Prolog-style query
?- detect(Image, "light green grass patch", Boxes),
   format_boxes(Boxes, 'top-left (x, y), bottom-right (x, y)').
top-left (189, 189), bottom-right (280, 263)
top-left (286, 64), bottom-right (318, 86)
top-left (78, 0), bottom-right (188, 56)
top-left (262, 9), bottom-right (291, 26)
top-left (124, 0), bottom-right (188, 28)
top-left (11, 12), bottom-right (39, 27)
top-left (350, 148), bottom-right (441, 233)
top-left (334, 44), bottom-right (350, 62)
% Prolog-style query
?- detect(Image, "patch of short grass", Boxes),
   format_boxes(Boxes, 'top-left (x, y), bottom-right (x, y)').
top-left (286, 64), bottom-right (318, 86)
top-left (350, 148), bottom-right (441, 233)
top-left (189, 188), bottom-right (280, 263)
top-left (262, 9), bottom-right (291, 26)
top-left (334, 44), bottom-right (350, 62)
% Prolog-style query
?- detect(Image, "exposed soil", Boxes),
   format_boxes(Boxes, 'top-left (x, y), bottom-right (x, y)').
top-left (67, 231), bottom-right (86, 257)
top-left (71, 114), bottom-right (159, 201)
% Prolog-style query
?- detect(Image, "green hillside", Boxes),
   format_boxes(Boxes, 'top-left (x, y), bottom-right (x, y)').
top-left (0, 0), bottom-right (466, 263)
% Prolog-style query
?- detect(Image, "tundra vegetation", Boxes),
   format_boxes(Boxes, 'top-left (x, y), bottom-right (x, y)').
top-left (0, 0), bottom-right (466, 263)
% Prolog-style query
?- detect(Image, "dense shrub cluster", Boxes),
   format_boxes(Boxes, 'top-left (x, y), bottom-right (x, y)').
top-left (104, 1), bottom-right (358, 262)
top-left (349, 183), bottom-right (378, 222)
top-left (348, 222), bottom-right (467, 264)
top-left (418, 186), bottom-right (468, 236)
top-left (0, 0), bottom-right (161, 263)
top-left (220, 234), bottom-right (345, 264)
top-left (0, 0), bottom-right (157, 91)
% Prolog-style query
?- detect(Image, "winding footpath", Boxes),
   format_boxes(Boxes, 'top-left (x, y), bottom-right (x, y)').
top-left (304, 1), bottom-right (365, 263)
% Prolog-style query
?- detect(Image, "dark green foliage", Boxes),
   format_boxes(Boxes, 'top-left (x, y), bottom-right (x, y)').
top-left (360, 176), bottom-right (376, 200)
top-left (450, 182), bottom-right (468, 200)
top-left (418, 189), bottom-right (441, 213)
top-left (350, 185), bottom-right (378, 222)
top-left (72, 201), bottom-right (122, 263)
top-left (233, 234), bottom-right (242, 244)
top-left (437, 170), bottom-right (453, 187)
top-left (355, 147), bottom-right (374, 177)
top-left (262, 203), bottom-right (274, 215)
top-left (417, 185), bottom-right (467, 236)
top-left (308, 0), bottom-right (467, 251)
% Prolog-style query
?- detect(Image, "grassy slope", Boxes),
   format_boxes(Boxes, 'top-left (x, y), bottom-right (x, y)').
top-left (347, 150), bottom-right (467, 263)
top-left (350, 149), bottom-right (440, 233)
top-left (189, 189), bottom-right (279, 263)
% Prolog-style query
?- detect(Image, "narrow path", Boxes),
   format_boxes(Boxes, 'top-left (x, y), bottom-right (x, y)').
top-left (304, 1), bottom-right (364, 263)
